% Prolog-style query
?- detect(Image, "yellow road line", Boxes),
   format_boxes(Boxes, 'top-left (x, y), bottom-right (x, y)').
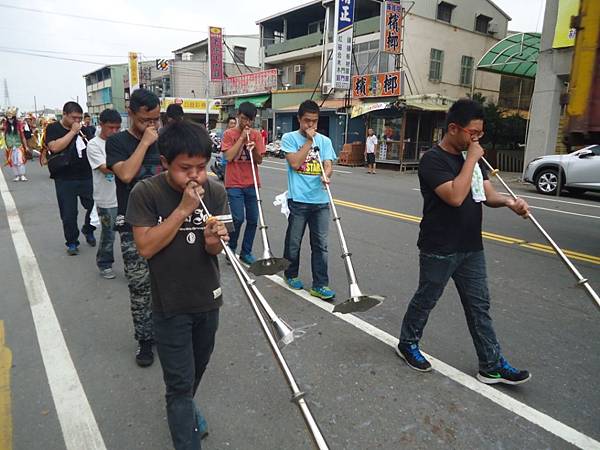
top-left (0, 320), bottom-right (13, 450)
top-left (332, 198), bottom-right (600, 266)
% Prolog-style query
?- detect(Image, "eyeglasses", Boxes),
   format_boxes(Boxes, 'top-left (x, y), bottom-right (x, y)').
top-left (138, 117), bottom-right (160, 125)
top-left (456, 125), bottom-right (484, 139)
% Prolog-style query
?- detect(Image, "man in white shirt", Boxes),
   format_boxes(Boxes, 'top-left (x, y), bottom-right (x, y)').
top-left (365, 128), bottom-right (378, 174)
top-left (86, 109), bottom-right (122, 279)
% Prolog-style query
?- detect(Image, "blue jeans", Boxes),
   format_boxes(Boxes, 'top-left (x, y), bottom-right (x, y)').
top-left (399, 251), bottom-right (503, 372)
top-left (283, 199), bottom-right (330, 288)
top-left (154, 309), bottom-right (220, 450)
top-left (96, 207), bottom-right (117, 270)
top-left (53, 178), bottom-right (95, 247)
top-left (226, 187), bottom-right (259, 256)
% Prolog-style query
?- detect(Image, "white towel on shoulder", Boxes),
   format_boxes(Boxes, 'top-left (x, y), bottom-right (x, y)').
top-left (462, 152), bottom-right (486, 203)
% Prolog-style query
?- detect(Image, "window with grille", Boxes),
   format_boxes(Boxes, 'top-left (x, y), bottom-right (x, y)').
top-left (436, 2), bottom-right (455, 23)
top-left (459, 55), bottom-right (474, 86)
top-left (429, 48), bottom-right (444, 82)
top-left (233, 46), bottom-right (246, 64)
top-left (475, 15), bottom-right (491, 33)
top-left (308, 20), bottom-right (324, 34)
top-left (351, 40), bottom-right (383, 75)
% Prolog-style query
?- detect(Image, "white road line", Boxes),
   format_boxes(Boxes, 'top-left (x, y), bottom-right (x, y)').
top-left (0, 170), bottom-right (106, 450)
top-left (264, 159), bottom-right (354, 174)
top-left (411, 188), bottom-right (600, 218)
top-left (265, 273), bottom-right (600, 450)
top-left (529, 206), bottom-right (600, 220)
top-left (261, 165), bottom-right (288, 172)
top-left (498, 192), bottom-right (600, 209)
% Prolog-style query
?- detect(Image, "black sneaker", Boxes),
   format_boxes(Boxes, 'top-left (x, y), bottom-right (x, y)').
top-left (135, 340), bottom-right (154, 367)
top-left (477, 358), bottom-right (531, 385)
top-left (85, 232), bottom-right (96, 247)
top-left (396, 343), bottom-right (432, 372)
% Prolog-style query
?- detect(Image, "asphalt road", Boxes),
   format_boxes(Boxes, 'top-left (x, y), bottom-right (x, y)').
top-left (1, 159), bottom-right (598, 450)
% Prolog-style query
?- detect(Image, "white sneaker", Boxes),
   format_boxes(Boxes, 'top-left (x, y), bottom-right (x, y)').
top-left (13, 176), bottom-right (19, 182)
top-left (20, 175), bottom-right (28, 181)
top-left (100, 268), bottom-right (116, 279)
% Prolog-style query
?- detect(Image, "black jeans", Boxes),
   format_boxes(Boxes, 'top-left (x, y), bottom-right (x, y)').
top-left (399, 251), bottom-right (503, 372)
top-left (154, 309), bottom-right (220, 450)
top-left (53, 178), bottom-right (95, 247)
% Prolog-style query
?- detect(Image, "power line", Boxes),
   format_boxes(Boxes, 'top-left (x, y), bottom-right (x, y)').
top-left (0, 48), bottom-right (107, 65)
top-left (0, 3), bottom-right (207, 33)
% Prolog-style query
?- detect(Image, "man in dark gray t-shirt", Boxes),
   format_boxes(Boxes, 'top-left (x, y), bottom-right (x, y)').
top-left (126, 121), bottom-right (231, 449)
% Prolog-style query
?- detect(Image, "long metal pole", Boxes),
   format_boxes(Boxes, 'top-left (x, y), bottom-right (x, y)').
top-left (481, 157), bottom-right (600, 310)
top-left (198, 199), bottom-right (329, 449)
top-left (315, 151), bottom-right (358, 286)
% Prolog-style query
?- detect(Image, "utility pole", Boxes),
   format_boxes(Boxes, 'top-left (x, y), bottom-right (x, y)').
top-left (3, 78), bottom-right (10, 107)
top-left (34, 96), bottom-right (38, 116)
top-left (205, 82), bottom-right (210, 130)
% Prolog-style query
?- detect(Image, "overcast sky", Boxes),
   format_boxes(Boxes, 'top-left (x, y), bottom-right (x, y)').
top-left (0, 0), bottom-right (546, 112)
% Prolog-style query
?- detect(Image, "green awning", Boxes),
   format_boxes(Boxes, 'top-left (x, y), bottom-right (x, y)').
top-left (477, 32), bottom-right (541, 79)
top-left (235, 94), bottom-right (270, 108)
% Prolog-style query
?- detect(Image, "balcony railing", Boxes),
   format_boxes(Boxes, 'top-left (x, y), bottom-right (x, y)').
top-left (265, 32), bottom-right (323, 57)
top-left (265, 16), bottom-right (381, 57)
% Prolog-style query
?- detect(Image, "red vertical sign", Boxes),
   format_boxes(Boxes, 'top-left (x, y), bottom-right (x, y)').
top-left (208, 26), bottom-right (224, 81)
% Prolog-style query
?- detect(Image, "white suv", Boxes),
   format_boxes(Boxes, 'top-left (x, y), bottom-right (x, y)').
top-left (523, 145), bottom-right (600, 195)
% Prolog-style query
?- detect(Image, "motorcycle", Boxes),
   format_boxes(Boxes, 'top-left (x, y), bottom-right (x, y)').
top-left (210, 152), bottom-right (226, 181)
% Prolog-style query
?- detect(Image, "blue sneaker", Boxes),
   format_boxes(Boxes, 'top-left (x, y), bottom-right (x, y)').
top-left (309, 286), bottom-right (335, 300)
top-left (193, 403), bottom-right (208, 439)
top-left (285, 277), bottom-right (304, 290)
top-left (66, 244), bottom-right (79, 256)
top-left (477, 358), bottom-right (531, 385)
top-left (396, 343), bottom-right (432, 372)
top-left (240, 253), bottom-right (257, 265)
top-left (84, 232), bottom-right (96, 247)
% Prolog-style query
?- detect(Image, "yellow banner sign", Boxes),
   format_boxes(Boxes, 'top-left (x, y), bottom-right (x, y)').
top-left (160, 98), bottom-right (221, 114)
top-left (128, 52), bottom-right (139, 91)
top-left (553, 0), bottom-right (579, 48)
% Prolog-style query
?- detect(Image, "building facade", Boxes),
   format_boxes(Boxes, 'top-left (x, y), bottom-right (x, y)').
top-left (257, 0), bottom-right (510, 164)
top-left (83, 64), bottom-right (128, 118)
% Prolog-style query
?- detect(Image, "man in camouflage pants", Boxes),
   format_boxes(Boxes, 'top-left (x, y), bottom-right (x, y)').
top-left (120, 231), bottom-right (153, 344)
top-left (106, 89), bottom-right (162, 366)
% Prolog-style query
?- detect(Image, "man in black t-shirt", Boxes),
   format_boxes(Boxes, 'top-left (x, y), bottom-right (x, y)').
top-left (106, 88), bottom-right (162, 367)
top-left (81, 113), bottom-right (97, 140)
top-left (45, 101), bottom-right (95, 255)
top-left (126, 120), bottom-right (231, 449)
top-left (396, 99), bottom-right (532, 386)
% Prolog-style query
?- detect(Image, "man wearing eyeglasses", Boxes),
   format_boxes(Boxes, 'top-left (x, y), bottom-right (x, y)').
top-left (396, 98), bottom-right (532, 386)
top-left (106, 88), bottom-right (162, 367)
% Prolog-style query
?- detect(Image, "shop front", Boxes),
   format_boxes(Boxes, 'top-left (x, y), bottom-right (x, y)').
top-left (350, 94), bottom-right (453, 170)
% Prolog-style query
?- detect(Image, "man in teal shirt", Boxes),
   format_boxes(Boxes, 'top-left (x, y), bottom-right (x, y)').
top-left (282, 100), bottom-right (336, 300)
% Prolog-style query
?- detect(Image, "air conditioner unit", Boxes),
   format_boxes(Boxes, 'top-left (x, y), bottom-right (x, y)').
top-left (294, 64), bottom-right (305, 73)
top-left (487, 22), bottom-right (499, 34)
top-left (321, 82), bottom-right (333, 94)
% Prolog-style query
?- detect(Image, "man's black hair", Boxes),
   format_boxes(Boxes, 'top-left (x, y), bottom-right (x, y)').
top-left (445, 98), bottom-right (484, 130)
top-left (166, 103), bottom-right (184, 121)
top-left (63, 101), bottom-right (83, 115)
top-left (227, 116), bottom-right (237, 124)
top-left (129, 88), bottom-right (160, 113)
top-left (84, 112), bottom-right (91, 119)
top-left (237, 101), bottom-right (257, 120)
top-left (298, 100), bottom-right (320, 118)
top-left (99, 109), bottom-right (122, 125)
top-left (158, 120), bottom-right (212, 163)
